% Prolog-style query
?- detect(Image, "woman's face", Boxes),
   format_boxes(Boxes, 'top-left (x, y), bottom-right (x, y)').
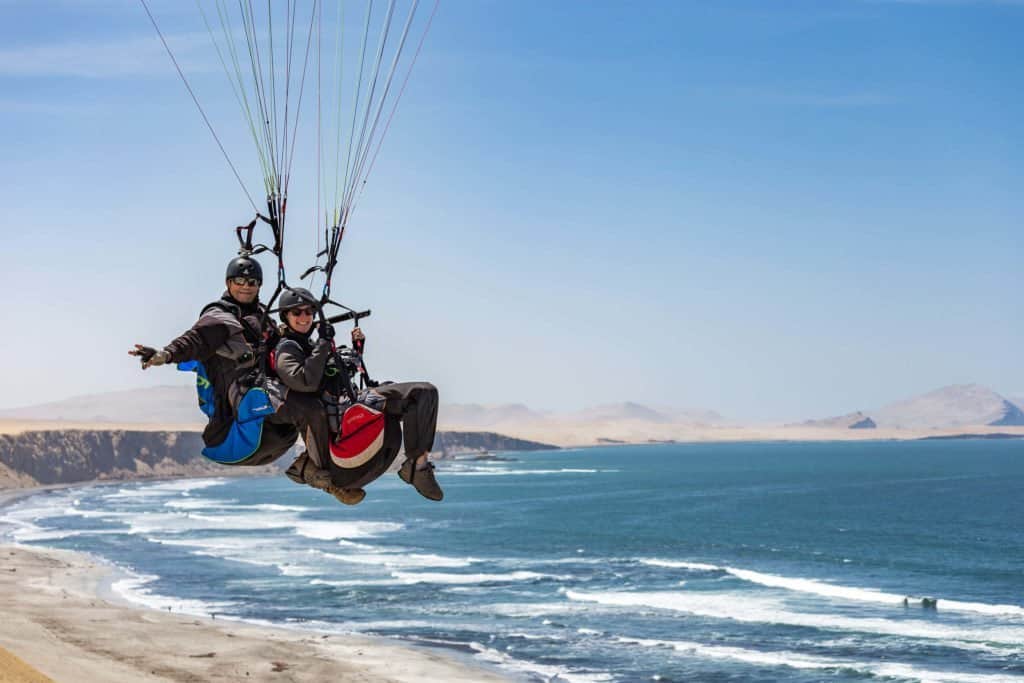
top-left (286, 306), bottom-right (315, 334)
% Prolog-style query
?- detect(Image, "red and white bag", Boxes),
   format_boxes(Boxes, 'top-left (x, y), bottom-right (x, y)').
top-left (329, 403), bottom-right (387, 469)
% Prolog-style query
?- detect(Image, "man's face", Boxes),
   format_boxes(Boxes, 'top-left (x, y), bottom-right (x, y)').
top-left (227, 277), bottom-right (260, 304)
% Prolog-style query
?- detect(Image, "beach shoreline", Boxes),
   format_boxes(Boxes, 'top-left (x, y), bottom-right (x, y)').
top-left (0, 486), bottom-right (512, 683)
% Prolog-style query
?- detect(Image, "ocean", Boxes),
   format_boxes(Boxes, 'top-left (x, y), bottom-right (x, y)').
top-left (2, 441), bottom-right (1023, 682)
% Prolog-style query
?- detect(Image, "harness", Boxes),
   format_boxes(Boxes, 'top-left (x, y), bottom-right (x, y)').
top-left (177, 299), bottom-right (282, 465)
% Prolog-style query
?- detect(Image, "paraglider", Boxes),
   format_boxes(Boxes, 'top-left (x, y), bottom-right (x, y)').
top-left (129, 0), bottom-right (443, 504)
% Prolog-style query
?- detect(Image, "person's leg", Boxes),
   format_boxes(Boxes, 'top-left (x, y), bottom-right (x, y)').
top-left (271, 393), bottom-right (366, 505)
top-left (372, 382), bottom-right (443, 501)
top-left (374, 382), bottom-right (438, 460)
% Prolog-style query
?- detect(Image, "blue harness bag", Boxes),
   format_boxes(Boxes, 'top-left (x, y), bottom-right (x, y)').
top-left (178, 361), bottom-right (276, 464)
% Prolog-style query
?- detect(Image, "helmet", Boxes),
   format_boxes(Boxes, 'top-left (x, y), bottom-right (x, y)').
top-left (278, 287), bottom-right (318, 322)
top-left (225, 256), bottom-right (263, 284)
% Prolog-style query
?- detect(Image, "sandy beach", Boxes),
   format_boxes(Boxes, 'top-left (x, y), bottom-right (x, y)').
top-left (0, 505), bottom-right (509, 683)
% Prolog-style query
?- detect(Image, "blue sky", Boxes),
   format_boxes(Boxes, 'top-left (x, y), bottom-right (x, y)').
top-left (0, 0), bottom-right (1020, 420)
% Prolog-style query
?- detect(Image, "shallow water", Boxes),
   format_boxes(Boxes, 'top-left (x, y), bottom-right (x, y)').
top-left (3, 441), bottom-right (1023, 682)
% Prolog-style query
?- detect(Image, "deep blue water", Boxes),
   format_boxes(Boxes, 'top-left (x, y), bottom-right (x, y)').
top-left (3, 441), bottom-right (1024, 682)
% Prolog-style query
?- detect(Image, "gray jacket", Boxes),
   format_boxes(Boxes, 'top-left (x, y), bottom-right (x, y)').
top-left (275, 335), bottom-right (331, 393)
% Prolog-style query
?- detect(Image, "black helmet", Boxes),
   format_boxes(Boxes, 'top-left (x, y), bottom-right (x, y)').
top-left (225, 256), bottom-right (263, 284)
top-left (278, 287), bottom-right (318, 322)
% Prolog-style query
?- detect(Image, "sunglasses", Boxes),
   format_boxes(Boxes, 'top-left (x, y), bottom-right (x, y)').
top-left (230, 276), bottom-right (261, 287)
top-left (287, 306), bottom-right (315, 317)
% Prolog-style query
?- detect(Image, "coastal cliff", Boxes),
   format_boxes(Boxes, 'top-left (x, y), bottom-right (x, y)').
top-left (0, 429), bottom-right (557, 488)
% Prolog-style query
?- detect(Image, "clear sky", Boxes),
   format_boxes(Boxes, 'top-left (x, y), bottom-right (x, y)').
top-left (0, 0), bottom-right (1021, 420)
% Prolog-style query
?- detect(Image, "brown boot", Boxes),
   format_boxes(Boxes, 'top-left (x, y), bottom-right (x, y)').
top-left (398, 458), bottom-right (444, 501)
top-left (285, 453), bottom-right (332, 491)
top-left (327, 486), bottom-right (366, 506)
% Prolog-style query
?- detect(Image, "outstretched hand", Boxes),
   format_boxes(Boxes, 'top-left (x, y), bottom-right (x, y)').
top-left (129, 344), bottom-right (169, 370)
top-left (351, 327), bottom-right (365, 344)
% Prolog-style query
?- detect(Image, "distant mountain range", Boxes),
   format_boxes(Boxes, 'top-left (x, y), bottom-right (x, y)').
top-left (803, 384), bottom-right (1024, 430)
top-left (2, 383), bottom-right (1022, 445)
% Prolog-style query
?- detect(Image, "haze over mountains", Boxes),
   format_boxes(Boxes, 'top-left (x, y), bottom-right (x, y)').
top-left (2, 383), bottom-right (1021, 446)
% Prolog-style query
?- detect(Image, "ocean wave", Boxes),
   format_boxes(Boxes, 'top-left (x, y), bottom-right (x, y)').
top-left (636, 559), bottom-right (1024, 618)
top-left (565, 590), bottom-right (1024, 650)
top-left (309, 578), bottom-right (407, 587)
top-left (638, 558), bottom-right (721, 572)
top-left (468, 641), bottom-right (613, 683)
top-left (391, 570), bottom-right (569, 585)
top-left (614, 636), bottom-right (1021, 682)
top-left (10, 525), bottom-right (124, 542)
top-left (110, 570), bottom-right (237, 617)
top-left (128, 510), bottom-right (297, 535)
top-left (292, 520), bottom-right (403, 540)
top-left (163, 499), bottom-right (309, 513)
top-left (315, 549), bottom-right (476, 569)
top-left (146, 536), bottom-right (321, 576)
top-left (102, 479), bottom-right (227, 500)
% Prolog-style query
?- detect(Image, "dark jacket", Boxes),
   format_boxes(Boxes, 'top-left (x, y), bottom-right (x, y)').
top-left (163, 293), bottom-right (278, 447)
top-left (274, 328), bottom-right (331, 393)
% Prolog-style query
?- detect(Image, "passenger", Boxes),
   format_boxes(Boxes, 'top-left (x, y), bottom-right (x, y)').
top-left (274, 288), bottom-right (444, 501)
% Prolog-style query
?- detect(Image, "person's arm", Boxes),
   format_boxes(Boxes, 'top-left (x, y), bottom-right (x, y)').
top-left (131, 310), bottom-right (235, 369)
top-left (275, 339), bottom-right (331, 392)
top-left (163, 310), bottom-right (235, 364)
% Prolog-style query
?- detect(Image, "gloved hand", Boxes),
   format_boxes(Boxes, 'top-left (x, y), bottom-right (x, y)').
top-left (129, 344), bottom-right (170, 369)
top-left (318, 322), bottom-right (335, 340)
top-left (351, 327), bottom-right (365, 344)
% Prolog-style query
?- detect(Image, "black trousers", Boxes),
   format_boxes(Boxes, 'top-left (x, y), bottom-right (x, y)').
top-left (266, 390), bottom-right (332, 469)
top-left (374, 381), bottom-right (439, 458)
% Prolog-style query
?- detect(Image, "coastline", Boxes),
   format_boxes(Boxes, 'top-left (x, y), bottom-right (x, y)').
top-left (0, 488), bottom-right (510, 683)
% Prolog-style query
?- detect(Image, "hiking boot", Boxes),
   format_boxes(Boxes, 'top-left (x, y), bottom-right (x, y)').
top-left (285, 453), bottom-right (332, 490)
top-left (398, 458), bottom-right (444, 501)
top-left (327, 486), bottom-right (366, 506)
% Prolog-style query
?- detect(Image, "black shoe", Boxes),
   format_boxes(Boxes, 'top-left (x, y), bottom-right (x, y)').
top-left (398, 458), bottom-right (444, 501)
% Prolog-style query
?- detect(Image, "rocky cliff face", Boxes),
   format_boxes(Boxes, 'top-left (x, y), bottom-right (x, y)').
top-left (0, 430), bottom-right (270, 486)
top-left (0, 429), bottom-right (557, 488)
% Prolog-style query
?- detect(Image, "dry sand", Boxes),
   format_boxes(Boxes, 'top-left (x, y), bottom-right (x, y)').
top-left (439, 418), bottom-right (1024, 448)
top-left (0, 542), bottom-right (509, 683)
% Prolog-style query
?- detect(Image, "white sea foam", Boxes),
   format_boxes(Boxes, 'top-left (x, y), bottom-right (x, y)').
top-left (309, 578), bottom-right (407, 587)
top-left (292, 520), bottom-right (403, 540)
top-left (128, 510), bottom-right (296, 535)
top-left (566, 590), bottom-right (1024, 650)
top-left (163, 498), bottom-right (238, 510)
top-left (10, 525), bottom-right (123, 542)
top-left (614, 636), bottom-right (1022, 682)
top-left (163, 499), bottom-right (310, 513)
top-left (110, 571), bottom-right (236, 617)
top-left (146, 536), bottom-right (321, 576)
top-left (637, 559), bottom-right (1024, 618)
top-left (468, 641), bottom-right (613, 683)
top-left (102, 479), bottom-right (227, 500)
top-left (390, 570), bottom-right (566, 585)
top-left (316, 549), bottom-right (476, 569)
top-left (638, 559), bottom-right (721, 572)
